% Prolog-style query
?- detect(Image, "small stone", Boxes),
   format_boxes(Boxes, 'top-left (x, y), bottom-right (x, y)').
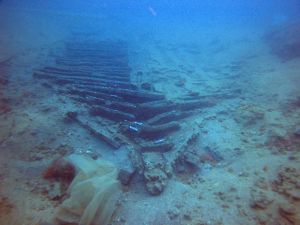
top-left (183, 213), bottom-right (192, 220)
top-left (64, 111), bottom-right (78, 123)
top-left (254, 177), bottom-right (269, 190)
top-left (117, 164), bottom-right (136, 186)
top-left (250, 191), bottom-right (273, 210)
top-left (144, 169), bottom-right (167, 195)
top-left (288, 155), bottom-right (298, 161)
top-left (48, 183), bottom-right (62, 201)
top-left (129, 148), bottom-right (144, 175)
top-left (167, 208), bottom-right (180, 220)
top-left (294, 128), bottom-right (300, 137)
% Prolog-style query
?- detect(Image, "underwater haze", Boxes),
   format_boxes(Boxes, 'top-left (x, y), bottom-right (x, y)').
top-left (0, 1), bottom-right (300, 225)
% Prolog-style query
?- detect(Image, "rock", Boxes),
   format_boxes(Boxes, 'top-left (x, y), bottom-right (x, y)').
top-left (129, 148), bottom-right (144, 175)
top-left (174, 148), bottom-right (200, 175)
top-left (167, 208), bottom-right (180, 220)
top-left (117, 162), bottom-right (136, 186)
top-left (144, 168), bottom-right (168, 195)
top-left (234, 104), bottom-right (265, 127)
top-left (143, 152), bottom-right (168, 195)
top-left (183, 212), bottom-right (192, 221)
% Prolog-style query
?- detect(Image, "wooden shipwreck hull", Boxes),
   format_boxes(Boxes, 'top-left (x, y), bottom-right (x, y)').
top-left (33, 38), bottom-right (229, 195)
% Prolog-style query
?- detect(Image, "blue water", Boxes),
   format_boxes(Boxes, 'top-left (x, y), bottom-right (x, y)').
top-left (2, 1), bottom-right (300, 37)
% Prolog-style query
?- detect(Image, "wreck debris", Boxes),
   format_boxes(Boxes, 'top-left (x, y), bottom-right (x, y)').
top-left (122, 121), bottom-right (180, 140)
top-left (140, 140), bottom-right (173, 153)
top-left (64, 111), bottom-right (122, 149)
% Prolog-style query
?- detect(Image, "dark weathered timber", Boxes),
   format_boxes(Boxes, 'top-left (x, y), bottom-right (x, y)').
top-left (106, 101), bottom-right (137, 114)
top-left (76, 118), bottom-right (122, 149)
top-left (70, 96), bottom-right (106, 106)
top-left (60, 53), bottom-right (127, 61)
top-left (140, 141), bottom-right (173, 153)
top-left (66, 45), bottom-right (127, 51)
top-left (181, 91), bottom-right (240, 101)
top-left (64, 80), bottom-right (136, 90)
top-left (135, 101), bottom-right (178, 120)
top-left (66, 44), bottom-right (127, 51)
top-left (33, 71), bottom-right (57, 80)
top-left (38, 75), bottom-right (136, 90)
top-left (53, 62), bottom-right (131, 77)
top-left (90, 106), bottom-right (136, 122)
top-left (71, 80), bottom-right (135, 90)
top-left (34, 75), bottom-right (113, 89)
top-left (43, 66), bottom-right (90, 73)
top-left (55, 53), bottom-right (128, 62)
top-left (66, 43), bottom-right (127, 51)
top-left (34, 71), bottom-right (89, 80)
top-left (55, 61), bottom-right (128, 70)
top-left (72, 85), bottom-right (165, 103)
top-left (89, 74), bottom-right (130, 82)
top-left (71, 96), bottom-right (137, 114)
top-left (147, 110), bottom-right (193, 125)
top-left (139, 122), bottom-right (181, 140)
top-left (67, 89), bottom-right (123, 102)
top-left (42, 67), bottom-right (93, 76)
top-left (55, 60), bottom-right (129, 69)
top-left (38, 68), bottom-right (130, 82)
